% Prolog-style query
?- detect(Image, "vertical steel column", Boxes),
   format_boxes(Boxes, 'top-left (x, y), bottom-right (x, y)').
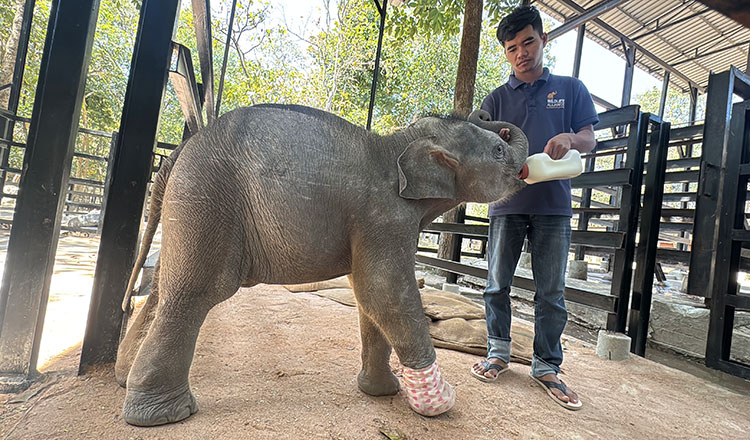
top-left (572, 24), bottom-right (585, 79)
top-left (688, 86), bottom-right (698, 123)
top-left (658, 70), bottom-right (669, 119)
top-left (688, 68), bottom-right (750, 297)
top-left (79, 0), bottom-right (181, 373)
top-left (612, 112), bottom-right (649, 332)
top-left (366, 0), bottom-right (387, 131)
top-left (620, 42), bottom-right (635, 107)
top-left (629, 116), bottom-right (670, 356)
top-left (0, 0), bottom-right (101, 392)
top-left (705, 100), bottom-right (750, 380)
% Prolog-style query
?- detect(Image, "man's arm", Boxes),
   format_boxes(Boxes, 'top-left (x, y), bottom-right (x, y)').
top-left (543, 124), bottom-right (596, 159)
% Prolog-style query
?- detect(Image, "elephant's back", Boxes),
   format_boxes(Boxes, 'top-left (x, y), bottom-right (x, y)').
top-left (162, 105), bottom-right (397, 283)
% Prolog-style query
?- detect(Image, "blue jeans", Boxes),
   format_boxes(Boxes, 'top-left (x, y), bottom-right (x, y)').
top-left (484, 214), bottom-right (571, 377)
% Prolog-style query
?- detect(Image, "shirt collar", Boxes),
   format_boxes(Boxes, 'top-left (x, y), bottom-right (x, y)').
top-left (509, 67), bottom-right (550, 89)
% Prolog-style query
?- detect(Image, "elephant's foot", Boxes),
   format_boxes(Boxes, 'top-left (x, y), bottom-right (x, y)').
top-left (357, 369), bottom-right (400, 396)
top-left (123, 383), bottom-right (198, 426)
top-left (402, 361), bottom-right (455, 417)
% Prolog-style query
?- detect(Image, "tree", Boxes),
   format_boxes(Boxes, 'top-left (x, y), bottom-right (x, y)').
top-left (0, 0), bottom-right (27, 109)
top-left (439, 0), bottom-right (484, 275)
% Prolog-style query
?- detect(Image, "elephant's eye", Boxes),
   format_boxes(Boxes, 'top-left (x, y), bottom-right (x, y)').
top-left (494, 144), bottom-right (505, 159)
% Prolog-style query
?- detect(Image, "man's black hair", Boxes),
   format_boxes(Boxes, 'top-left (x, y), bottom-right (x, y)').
top-left (496, 5), bottom-right (544, 46)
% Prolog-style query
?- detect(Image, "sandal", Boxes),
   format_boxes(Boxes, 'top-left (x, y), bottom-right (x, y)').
top-left (530, 374), bottom-right (583, 410)
top-left (470, 360), bottom-right (509, 383)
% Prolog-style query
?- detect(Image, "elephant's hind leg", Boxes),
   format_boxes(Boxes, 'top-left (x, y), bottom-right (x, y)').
top-left (122, 253), bottom-right (243, 426)
top-left (115, 259), bottom-right (161, 387)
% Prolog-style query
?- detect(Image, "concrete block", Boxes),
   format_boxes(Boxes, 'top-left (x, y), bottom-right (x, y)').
top-left (596, 330), bottom-right (631, 361)
top-left (568, 260), bottom-right (588, 280)
top-left (518, 251), bottom-right (532, 270)
top-left (442, 283), bottom-right (461, 294)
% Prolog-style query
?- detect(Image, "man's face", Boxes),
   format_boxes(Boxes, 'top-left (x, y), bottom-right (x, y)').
top-left (503, 24), bottom-right (546, 76)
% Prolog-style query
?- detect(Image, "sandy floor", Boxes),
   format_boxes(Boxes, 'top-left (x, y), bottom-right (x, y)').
top-left (1, 284), bottom-right (749, 440)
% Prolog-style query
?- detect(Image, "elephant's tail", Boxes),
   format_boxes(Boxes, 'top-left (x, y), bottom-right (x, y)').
top-left (121, 145), bottom-right (183, 312)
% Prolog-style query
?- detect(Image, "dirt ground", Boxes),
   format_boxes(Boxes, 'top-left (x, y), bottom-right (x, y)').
top-left (1, 284), bottom-right (749, 440)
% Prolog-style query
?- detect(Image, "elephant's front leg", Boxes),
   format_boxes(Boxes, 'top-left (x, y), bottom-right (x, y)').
top-left (350, 238), bottom-right (455, 417)
top-left (356, 306), bottom-right (399, 396)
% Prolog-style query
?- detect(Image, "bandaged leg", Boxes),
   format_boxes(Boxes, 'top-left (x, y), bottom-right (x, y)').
top-left (402, 361), bottom-right (456, 416)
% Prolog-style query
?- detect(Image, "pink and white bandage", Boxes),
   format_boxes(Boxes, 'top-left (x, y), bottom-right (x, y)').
top-left (402, 361), bottom-right (456, 416)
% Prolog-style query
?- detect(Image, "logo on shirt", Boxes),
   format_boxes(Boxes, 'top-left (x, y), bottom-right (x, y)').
top-left (547, 91), bottom-right (565, 109)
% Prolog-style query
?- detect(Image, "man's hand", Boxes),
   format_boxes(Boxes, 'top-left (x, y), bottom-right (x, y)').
top-left (544, 125), bottom-right (596, 159)
top-left (544, 133), bottom-right (573, 159)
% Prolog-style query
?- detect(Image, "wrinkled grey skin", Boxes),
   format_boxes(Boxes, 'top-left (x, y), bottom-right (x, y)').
top-left (114, 105), bottom-right (528, 426)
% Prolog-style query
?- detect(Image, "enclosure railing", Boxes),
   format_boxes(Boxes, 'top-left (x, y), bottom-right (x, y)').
top-left (0, 111), bottom-right (178, 235)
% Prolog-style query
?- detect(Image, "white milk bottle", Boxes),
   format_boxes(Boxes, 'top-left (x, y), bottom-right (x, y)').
top-left (518, 149), bottom-right (583, 184)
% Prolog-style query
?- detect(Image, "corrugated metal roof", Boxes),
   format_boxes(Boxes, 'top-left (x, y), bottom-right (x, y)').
top-left (534, 0), bottom-right (750, 93)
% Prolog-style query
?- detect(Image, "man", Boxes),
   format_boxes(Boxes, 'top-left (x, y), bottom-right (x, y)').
top-left (470, 5), bottom-right (598, 411)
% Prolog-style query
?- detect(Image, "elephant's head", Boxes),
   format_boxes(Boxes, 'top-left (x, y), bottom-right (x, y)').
top-left (397, 110), bottom-right (528, 204)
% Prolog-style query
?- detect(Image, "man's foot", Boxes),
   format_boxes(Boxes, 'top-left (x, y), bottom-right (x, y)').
top-left (530, 373), bottom-right (582, 410)
top-left (470, 357), bottom-right (509, 382)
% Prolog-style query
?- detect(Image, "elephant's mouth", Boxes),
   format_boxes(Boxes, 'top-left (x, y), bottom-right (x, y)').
top-left (517, 163), bottom-right (529, 180)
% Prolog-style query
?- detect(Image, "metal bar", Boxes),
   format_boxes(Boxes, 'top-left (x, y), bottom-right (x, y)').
top-left (666, 157), bottom-right (700, 169)
top-left (574, 154), bottom-right (596, 259)
top-left (215, 0), bottom-right (238, 116)
top-left (591, 93), bottom-right (617, 110)
top-left (572, 231), bottom-right (625, 248)
top-left (593, 105), bottom-right (640, 130)
top-left (99, 133), bottom-right (118, 235)
top-left (79, 0), bottom-right (181, 373)
top-left (725, 294), bottom-right (750, 310)
top-left (664, 170), bottom-right (699, 182)
top-left (556, 0), bottom-right (703, 93)
top-left (192, 0), bottom-right (215, 124)
top-left (547, 0), bottom-right (627, 41)
top-left (0, 0), bottom-right (101, 392)
top-left (571, 168), bottom-right (632, 187)
top-left (730, 229), bottom-right (750, 242)
top-left (572, 23), bottom-right (585, 78)
top-left (630, 117), bottom-right (670, 356)
top-left (621, 41), bottom-right (635, 107)
top-left (689, 87), bottom-right (698, 124)
top-left (630, 8), bottom-right (710, 42)
top-left (709, 360), bottom-right (750, 380)
top-left (658, 70), bottom-right (670, 119)
top-left (671, 40), bottom-right (750, 68)
top-left (366, 0), bottom-right (387, 130)
top-left (169, 43), bottom-right (204, 135)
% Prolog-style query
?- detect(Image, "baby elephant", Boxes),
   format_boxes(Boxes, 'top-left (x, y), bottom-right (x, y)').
top-left (115, 104), bottom-right (528, 426)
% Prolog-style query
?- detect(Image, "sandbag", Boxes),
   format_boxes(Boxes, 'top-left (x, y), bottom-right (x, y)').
top-left (285, 283), bottom-right (534, 364)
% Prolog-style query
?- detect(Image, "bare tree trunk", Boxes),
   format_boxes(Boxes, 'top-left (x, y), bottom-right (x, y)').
top-left (437, 0), bottom-right (483, 282)
top-left (0, 0), bottom-right (27, 109)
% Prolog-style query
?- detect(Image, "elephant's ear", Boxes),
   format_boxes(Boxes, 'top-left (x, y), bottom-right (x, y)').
top-left (397, 137), bottom-right (459, 200)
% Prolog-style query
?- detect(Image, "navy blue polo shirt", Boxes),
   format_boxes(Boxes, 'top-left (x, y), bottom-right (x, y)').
top-left (481, 68), bottom-right (599, 217)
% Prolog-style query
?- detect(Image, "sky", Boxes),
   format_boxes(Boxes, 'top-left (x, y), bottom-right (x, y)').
top-left (269, 0), bottom-right (662, 111)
